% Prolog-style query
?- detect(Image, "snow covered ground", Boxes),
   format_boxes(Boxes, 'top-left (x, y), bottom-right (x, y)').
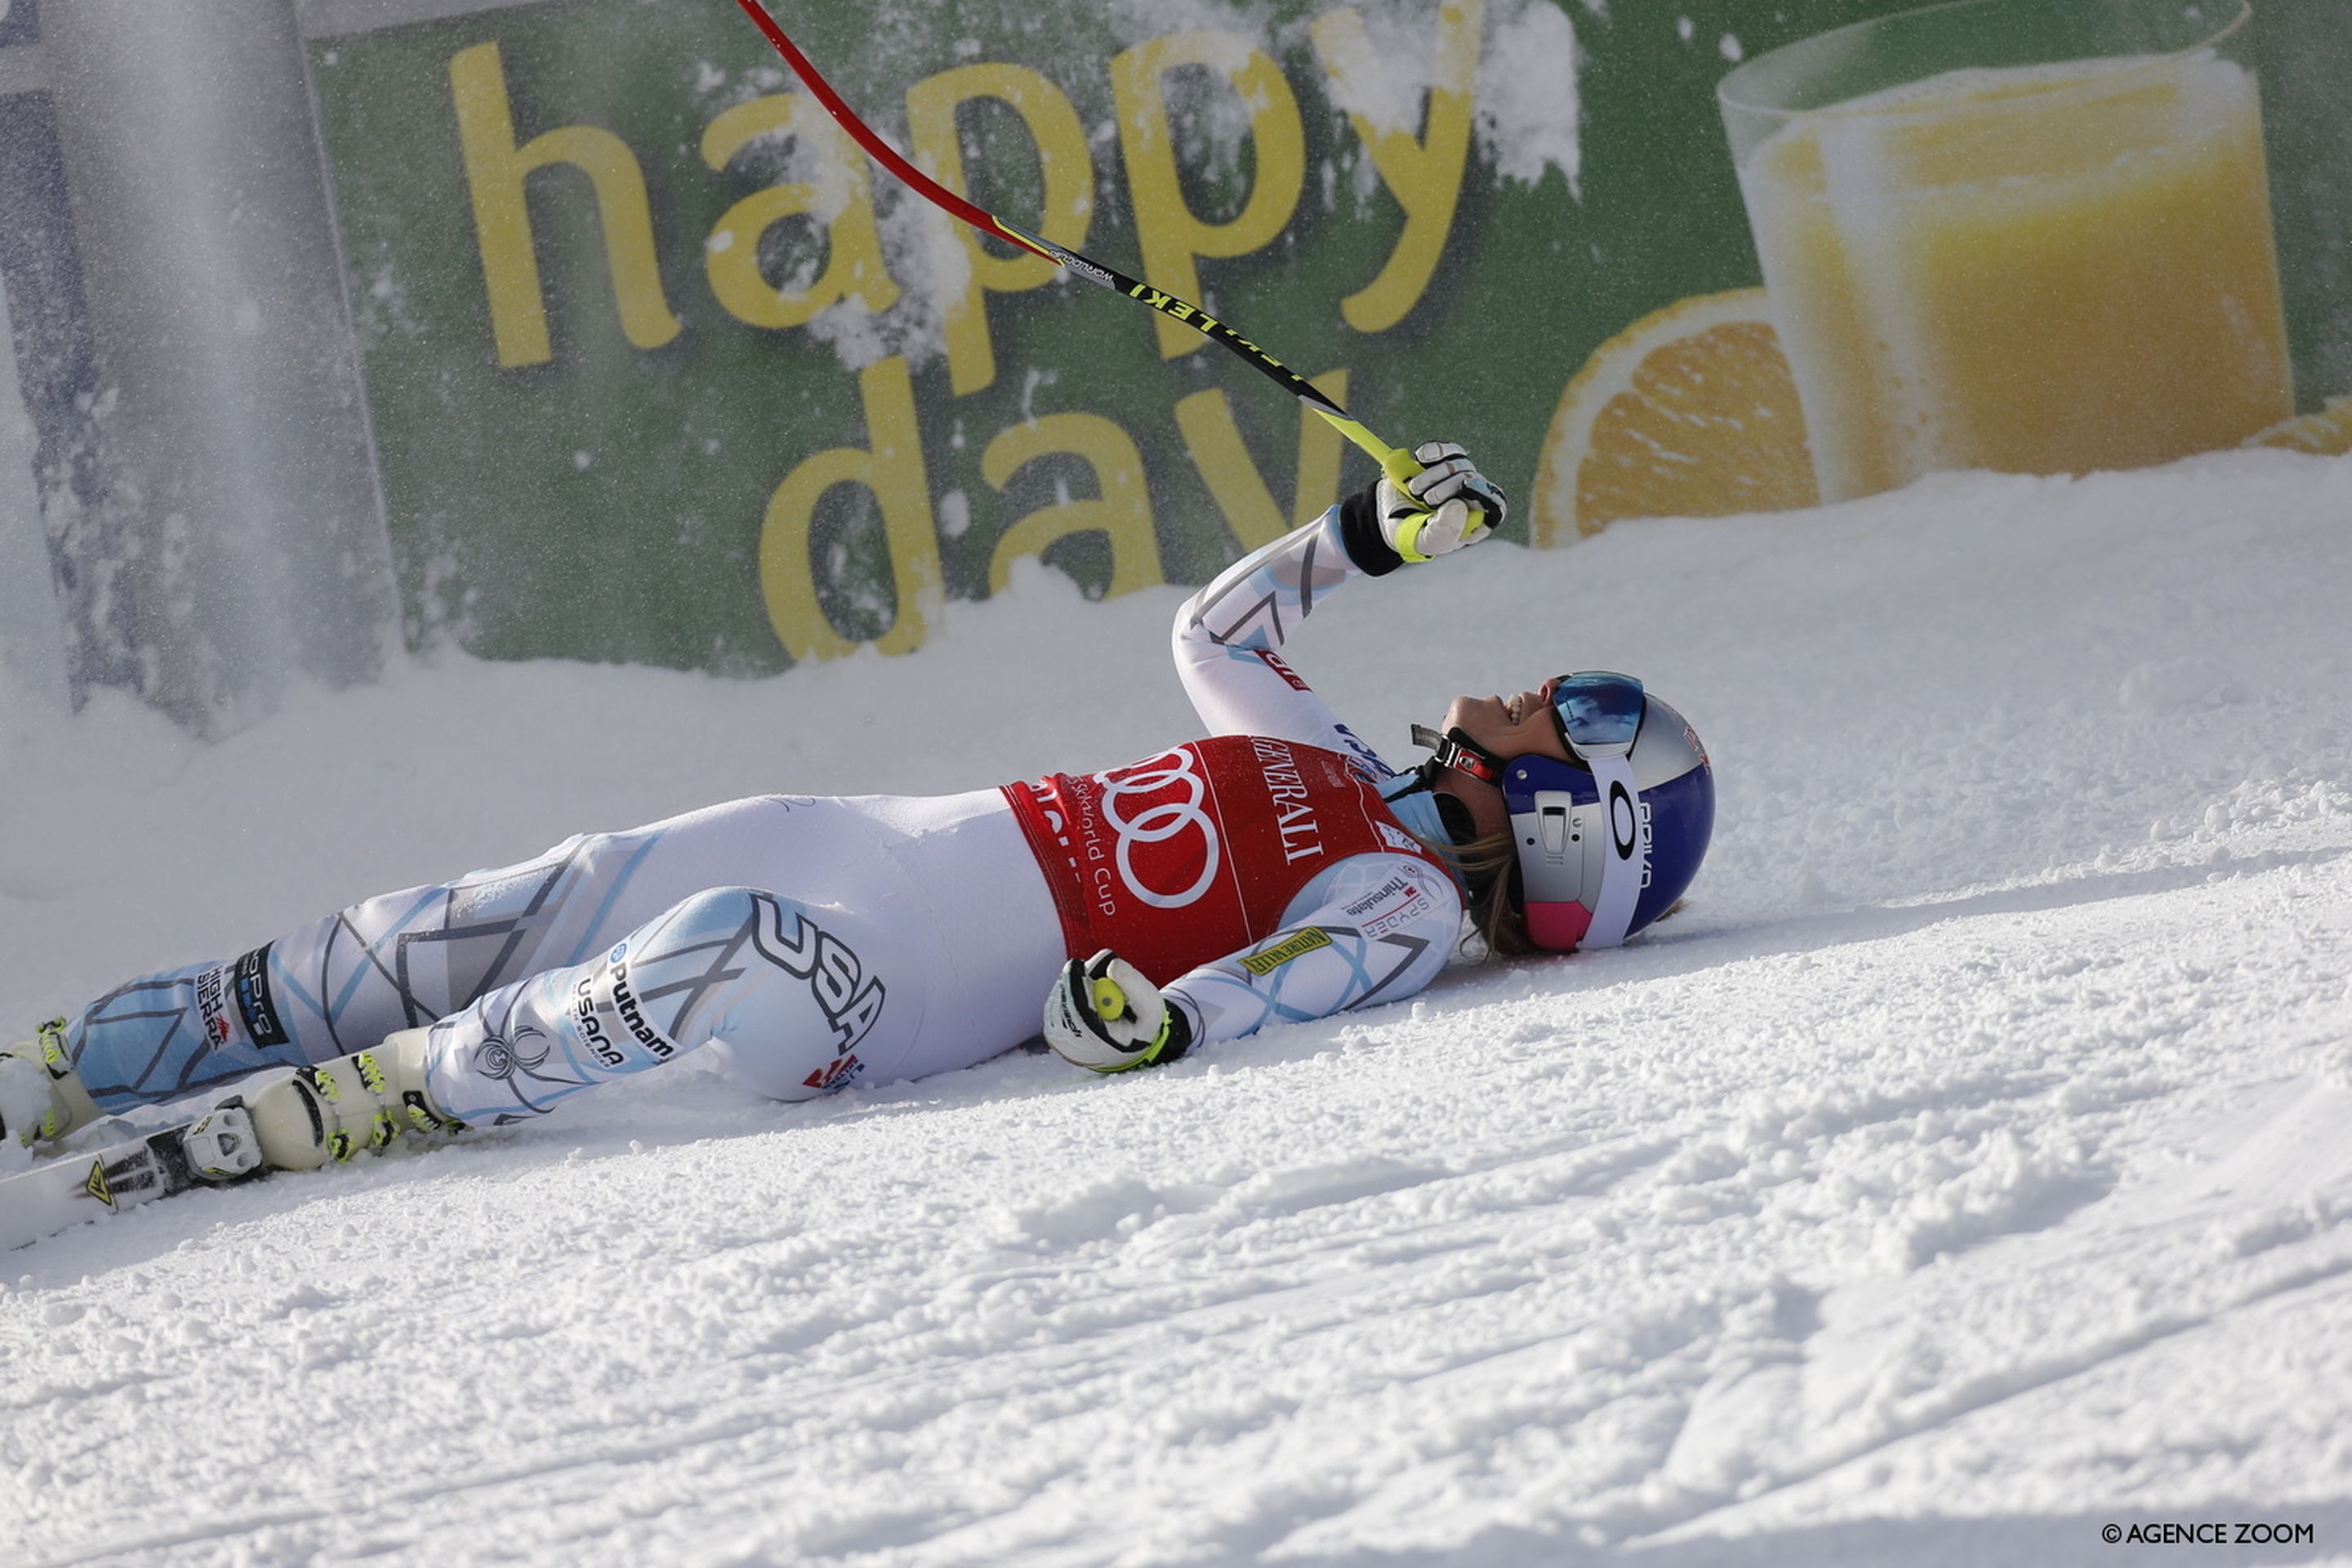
top-left (3, 448), bottom-right (2350, 1566)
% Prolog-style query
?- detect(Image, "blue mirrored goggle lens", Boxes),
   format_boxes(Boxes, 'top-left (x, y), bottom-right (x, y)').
top-left (1549, 671), bottom-right (1644, 756)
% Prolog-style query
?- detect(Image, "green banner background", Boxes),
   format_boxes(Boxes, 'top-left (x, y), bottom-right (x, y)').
top-left (308, 0), bottom-right (2352, 674)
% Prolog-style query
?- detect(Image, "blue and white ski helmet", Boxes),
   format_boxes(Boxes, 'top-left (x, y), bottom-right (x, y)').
top-left (1497, 673), bottom-right (1713, 950)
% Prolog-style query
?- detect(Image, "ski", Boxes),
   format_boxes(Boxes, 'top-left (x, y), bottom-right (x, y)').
top-left (2, 1099), bottom-right (268, 1251)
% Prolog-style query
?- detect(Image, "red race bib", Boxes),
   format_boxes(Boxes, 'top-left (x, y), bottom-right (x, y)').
top-left (1004, 736), bottom-right (1452, 984)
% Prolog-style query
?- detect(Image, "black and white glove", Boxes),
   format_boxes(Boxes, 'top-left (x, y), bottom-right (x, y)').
top-left (1042, 950), bottom-right (1193, 1073)
top-left (1377, 441), bottom-right (1506, 563)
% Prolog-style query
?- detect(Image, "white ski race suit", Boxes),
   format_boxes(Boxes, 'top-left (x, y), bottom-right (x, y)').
top-left (61, 506), bottom-right (1468, 1128)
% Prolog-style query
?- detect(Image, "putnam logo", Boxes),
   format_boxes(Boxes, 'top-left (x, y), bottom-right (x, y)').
top-left (1240, 928), bottom-right (1334, 977)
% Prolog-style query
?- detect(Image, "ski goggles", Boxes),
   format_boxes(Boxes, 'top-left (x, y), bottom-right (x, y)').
top-left (1545, 670), bottom-right (1646, 760)
top-left (1505, 671), bottom-right (1650, 951)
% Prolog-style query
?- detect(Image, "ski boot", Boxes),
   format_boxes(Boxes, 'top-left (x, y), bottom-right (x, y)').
top-left (244, 1029), bottom-right (465, 1172)
top-left (0, 1018), bottom-right (103, 1149)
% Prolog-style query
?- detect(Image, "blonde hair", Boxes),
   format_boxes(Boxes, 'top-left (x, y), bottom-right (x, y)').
top-left (1419, 828), bottom-right (1535, 959)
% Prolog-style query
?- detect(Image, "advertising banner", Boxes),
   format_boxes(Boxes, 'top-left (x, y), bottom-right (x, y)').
top-left (303, 0), bottom-right (2352, 674)
top-left (0, 0), bottom-right (132, 704)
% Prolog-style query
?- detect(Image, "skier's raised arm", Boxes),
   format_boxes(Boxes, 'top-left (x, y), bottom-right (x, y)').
top-left (1034, 444), bottom-right (1506, 1071)
top-left (1171, 443), bottom-right (1503, 773)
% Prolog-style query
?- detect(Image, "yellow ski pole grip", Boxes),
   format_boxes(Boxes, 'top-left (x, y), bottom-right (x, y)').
top-left (1380, 443), bottom-right (1425, 489)
top-left (1353, 436), bottom-right (1436, 563)
top-left (1391, 513), bottom-right (1437, 565)
top-left (1090, 976), bottom-right (1129, 1022)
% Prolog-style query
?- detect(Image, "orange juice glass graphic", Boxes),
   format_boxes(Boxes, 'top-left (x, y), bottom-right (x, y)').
top-left (1719, 0), bottom-right (2293, 504)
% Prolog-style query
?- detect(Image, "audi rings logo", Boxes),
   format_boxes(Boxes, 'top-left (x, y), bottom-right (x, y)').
top-left (1098, 750), bottom-right (1222, 909)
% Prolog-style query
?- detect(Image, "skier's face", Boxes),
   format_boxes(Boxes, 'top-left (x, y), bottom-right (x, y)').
top-left (1432, 679), bottom-right (1576, 840)
top-left (1443, 680), bottom-right (1578, 768)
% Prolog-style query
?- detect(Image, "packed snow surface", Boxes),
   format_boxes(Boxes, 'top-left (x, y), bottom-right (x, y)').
top-left (4, 451), bottom-right (2351, 1566)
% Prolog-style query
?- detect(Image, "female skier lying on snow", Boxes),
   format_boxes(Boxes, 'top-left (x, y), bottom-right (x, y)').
top-left (0, 444), bottom-right (1713, 1172)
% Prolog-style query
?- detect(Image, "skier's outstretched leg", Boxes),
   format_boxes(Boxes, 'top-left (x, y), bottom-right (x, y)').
top-left (41, 796), bottom-right (892, 1138)
top-left (428, 884), bottom-right (919, 1126)
top-left (244, 885), bottom-right (921, 1166)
